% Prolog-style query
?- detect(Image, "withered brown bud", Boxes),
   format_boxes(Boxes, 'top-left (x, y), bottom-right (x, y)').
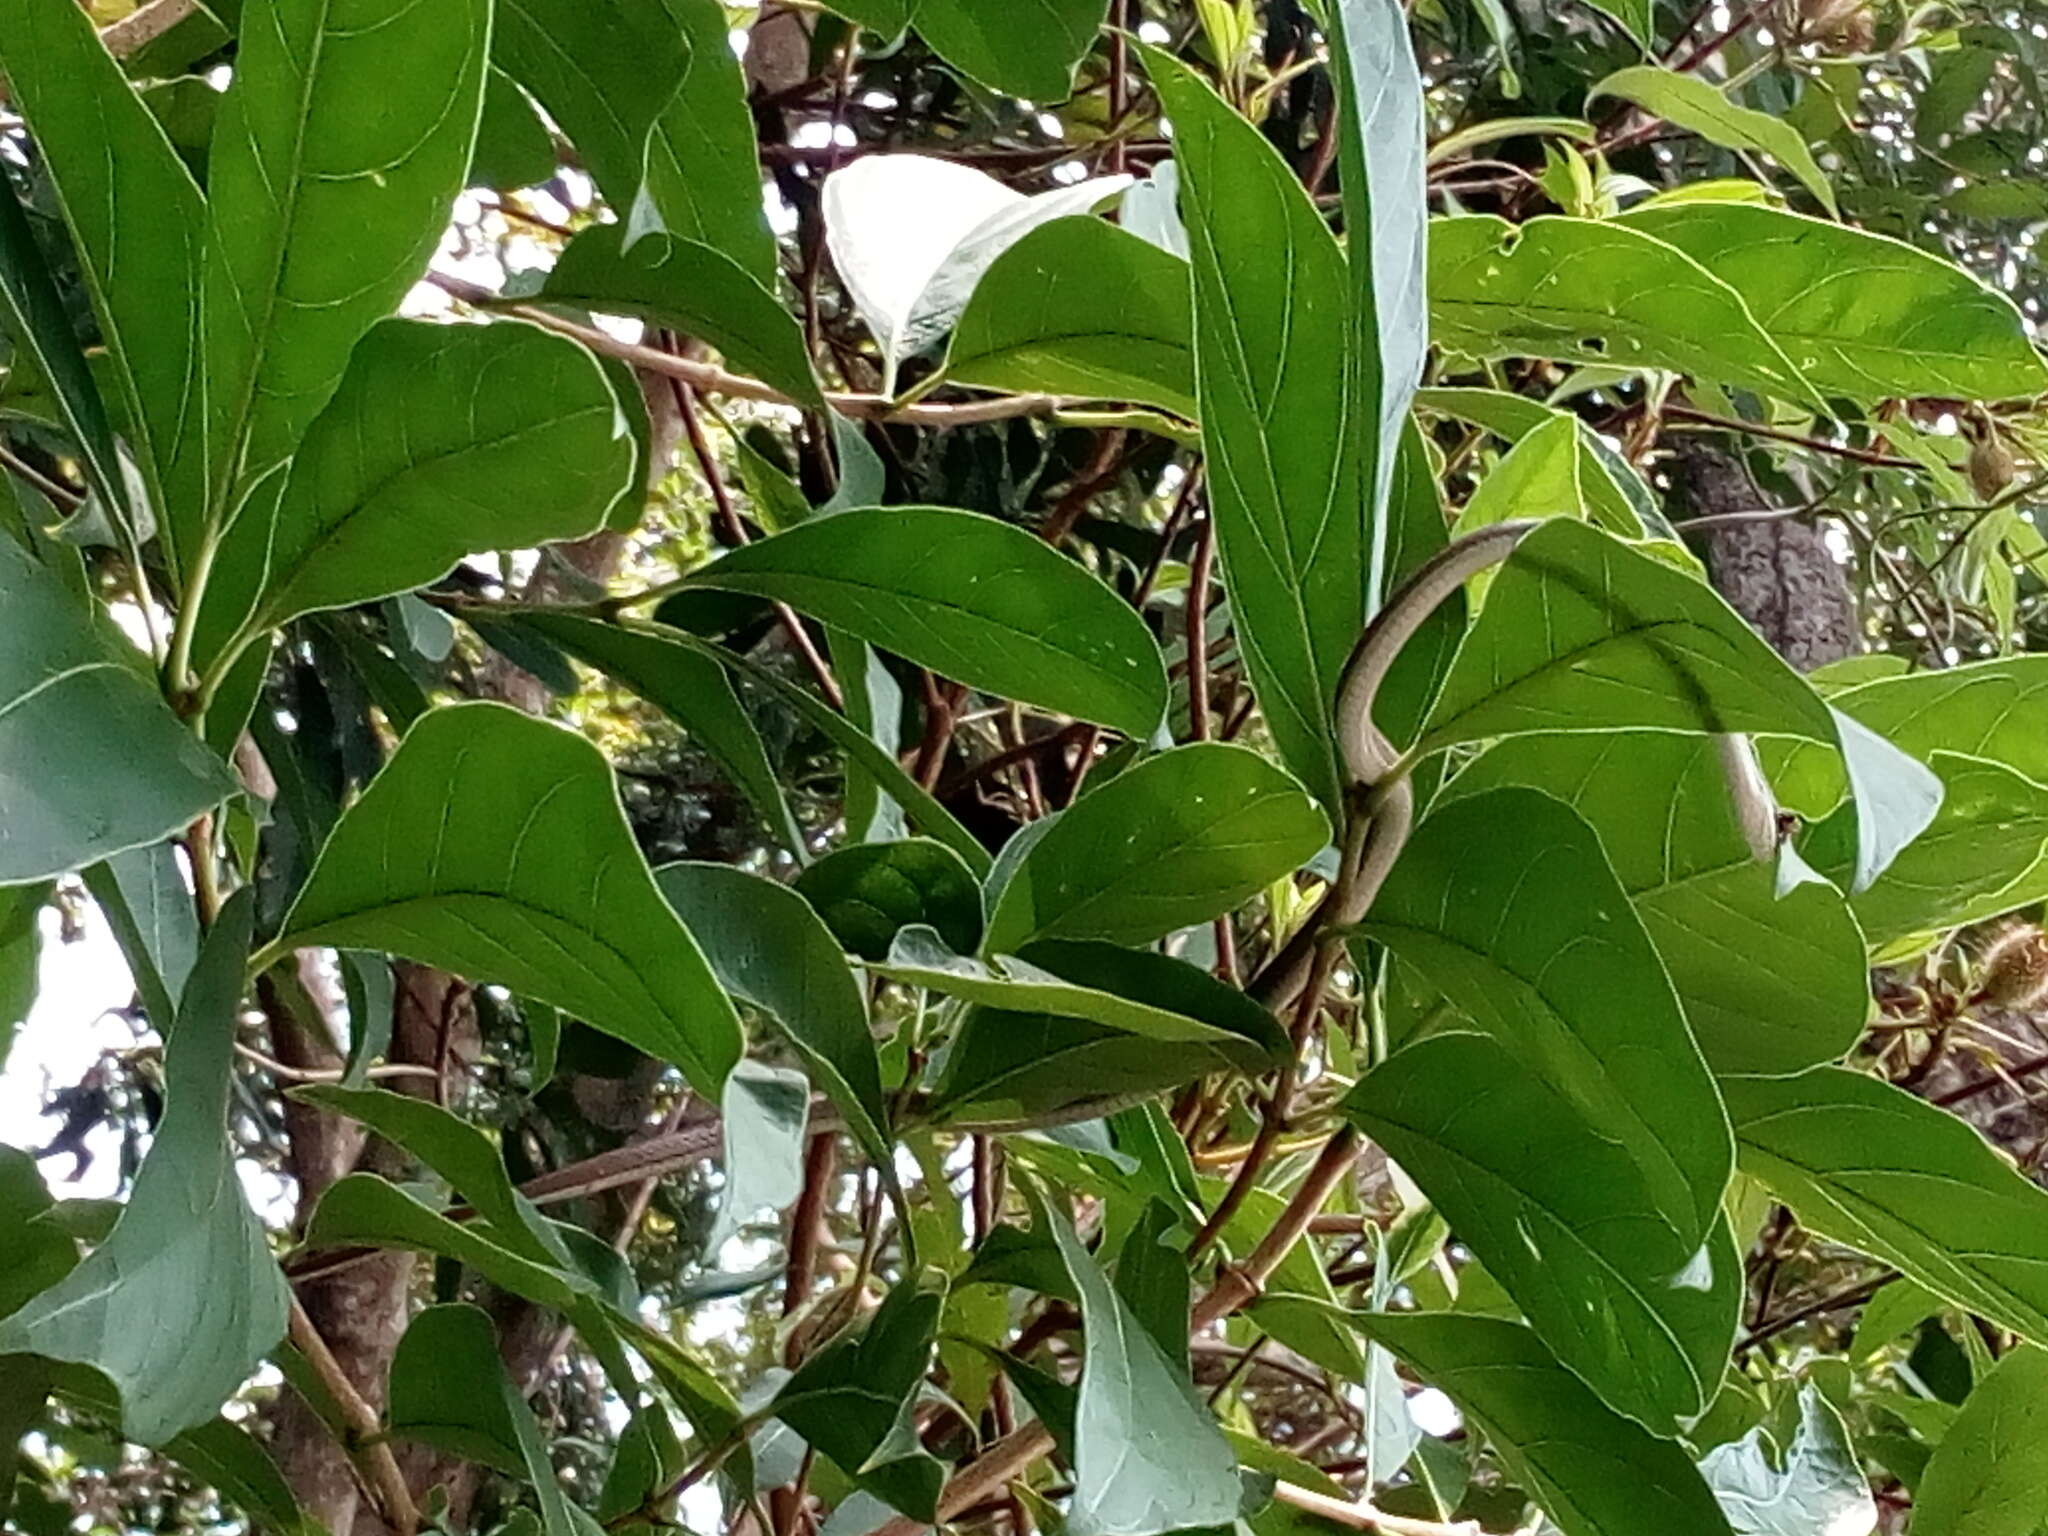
top-left (1976, 923), bottom-right (2048, 1009)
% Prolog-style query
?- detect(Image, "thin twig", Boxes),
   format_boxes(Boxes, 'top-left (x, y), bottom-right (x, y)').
top-left (287, 1296), bottom-right (421, 1536)
top-left (1664, 405), bottom-right (1916, 469)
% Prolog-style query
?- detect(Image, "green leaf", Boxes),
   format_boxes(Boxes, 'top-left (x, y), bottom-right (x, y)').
top-left (825, 157), bottom-right (1132, 394)
top-left (1817, 751), bottom-right (2048, 943)
top-left (1699, 1383), bottom-right (1875, 1536)
top-left (1581, 0), bottom-right (1654, 46)
top-left (0, 171), bottom-right (128, 529)
top-left (267, 702), bottom-right (744, 1097)
top-left (1421, 519), bottom-right (1837, 757)
top-left (0, 884), bottom-right (43, 1071)
top-left (1348, 1313), bottom-right (1737, 1536)
top-left (793, 839), bottom-right (984, 962)
top-left (1145, 48), bottom-right (1367, 815)
top-left (388, 1303), bottom-right (525, 1474)
top-left (1328, 0), bottom-right (1430, 559)
top-left (1443, 734), bottom-right (1867, 1075)
top-left (908, 0), bottom-right (1107, 100)
top-left (1023, 1183), bottom-right (1237, 1536)
top-left (1785, 653), bottom-right (2048, 794)
top-left (470, 69), bottom-right (557, 191)
top-left (515, 612), bottom-right (805, 855)
top-left (83, 841), bottom-right (200, 1032)
top-left (391, 1303), bottom-right (591, 1536)
top-left (0, 892), bottom-right (287, 1444)
top-left (1363, 785), bottom-right (1732, 1244)
top-left (946, 218), bottom-right (1195, 419)
top-left (1911, 1345), bottom-right (2048, 1536)
top-left (1617, 205), bottom-right (2048, 402)
top-left (708, 1061), bottom-right (810, 1246)
top-left (162, 1415), bottom-right (320, 1536)
top-left (0, 533), bottom-right (238, 883)
top-left (1342, 1031), bottom-right (1739, 1432)
top-left (495, 0), bottom-right (775, 280)
top-left (1589, 67), bottom-right (1836, 215)
top-left (653, 862), bottom-right (890, 1165)
top-left (984, 743), bottom-right (1327, 952)
top-left (924, 936), bottom-right (1287, 1127)
top-left (773, 1282), bottom-right (947, 1520)
top-left (881, 928), bottom-right (1282, 1070)
top-left (0, 0), bottom-right (205, 565)
top-left (204, 318), bottom-right (635, 655)
top-left (543, 226), bottom-right (822, 408)
top-left (290, 1084), bottom-right (569, 1268)
top-left (1429, 214), bottom-right (1814, 404)
top-left (1725, 1067), bottom-right (2048, 1341)
top-left (0, 1145), bottom-right (76, 1321)
top-left (681, 506), bottom-right (1168, 738)
top-left (303, 1175), bottom-right (588, 1312)
top-left (698, 635), bottom-right (991, 877)
top-left (200, 0), bottom-right (489, 526)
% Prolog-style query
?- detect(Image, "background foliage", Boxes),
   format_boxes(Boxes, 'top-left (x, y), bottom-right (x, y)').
top-left (4, 0), bottom-right (2048, 1534)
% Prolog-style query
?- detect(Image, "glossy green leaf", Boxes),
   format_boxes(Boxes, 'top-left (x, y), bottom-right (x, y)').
top-left (518, 613), bottom-right (805, 855)
top-left (682, 507), bottom-right (1168, 738)
top-left (773, 1282), bottom-right (946, 1520)
top-left (926, 936), bottom-right (1287, 1127)
top-left (793, 839), bottom-right (984, 962)
top-left (1444, 734), bottom-right (1867, 1075)
top-left (1421, 519), bottom-right (1837, 757)
top-left (1146, 48), bottom-right (1367, 814)
top-left (1590, 67), bottom-right (1836, 214)
top-left (83, 842), bottom-right (200, 1033)
top-left (1364, 786), bottom-right (1731, 1243)
top-left (206, 319), bottom-right (634, 653)
top-left (1912, 1345), bottom-right (2048, 1536)
top-left (0, 1145), bottom-right (75, 1321)
top-left (708, 1061), bottom-right (809, 1247)
top-left (654, 862), bottom-right (889, 1165)
top-left (0, 534), bottom-right (237, 884)
top-left (946, 218), bottom-right (1195, 419)
top-left (1725, 1068), bottom-right (2048, 1340)
top-left (1343, 1032), bottom-right (1740, 1433)
top-left (1699, 1383), bottom-right (1875, 1536)
top-left (1786, 653), bottom-right (2048, 795)
top-left (0, 0), bottom-right (205, 565)
top-left (266, 702), bottom-right (744, 1097)
top-left (1350, 1313), bottom-right (1737, 1536)
top-left (985, 743), bottom-right (1327, 951)
top-left (1619, 205), bottom-right (2048, 402)
top-left (544, 226), bottom-right (822, 407)
top-left (201, 0), bottom-right (488, 524)
top-left (1031, 1183), bottom-right (1240, 1536)
top-left (0, 893), bottom-right (286, 1444)
top-left (1429, 214), bottom-right (1813, 404)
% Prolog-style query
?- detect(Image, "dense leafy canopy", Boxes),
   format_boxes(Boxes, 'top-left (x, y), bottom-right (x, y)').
top-left (2, 0), bottom-right (2048, 1534)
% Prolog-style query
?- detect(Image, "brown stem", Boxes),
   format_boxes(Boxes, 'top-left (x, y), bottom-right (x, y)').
top-left (1187, 514), bottom-right (1219, 742)
top-left (1664, 406), bottom-right (1916, 469)
top-left (784, 1131), bottom-right (839, 1317)
top-left (287, 1296), bottom-right (421, 1536)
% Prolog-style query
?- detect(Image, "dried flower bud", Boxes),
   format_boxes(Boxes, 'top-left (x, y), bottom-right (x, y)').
top-left (1976, 923), bottom-right (2048, 1009)
top-left (1971, 432), bottom-right (2019, 503)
